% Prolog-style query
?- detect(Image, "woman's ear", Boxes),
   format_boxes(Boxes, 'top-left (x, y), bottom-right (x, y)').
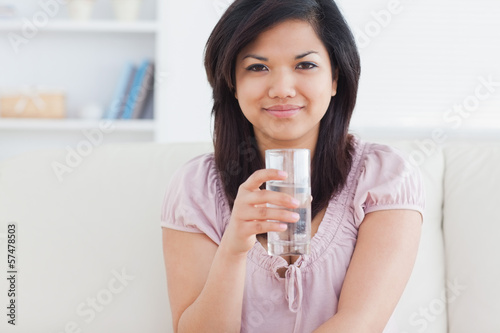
top-left (332, 68), bottom-right (339, 97)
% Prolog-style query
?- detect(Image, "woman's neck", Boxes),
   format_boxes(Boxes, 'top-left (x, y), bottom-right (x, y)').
top-left (254, 128), bottom-right (319, 162)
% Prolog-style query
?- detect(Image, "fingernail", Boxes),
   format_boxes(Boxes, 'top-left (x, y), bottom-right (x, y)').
top-left (278, 170), bottom-right (287, 177)
top-left (291, 198), bottom-right (300, 206)
top-left (291, 212), bottom-right (300, 220)
top-left (279, 223), bottom-right (288, 230)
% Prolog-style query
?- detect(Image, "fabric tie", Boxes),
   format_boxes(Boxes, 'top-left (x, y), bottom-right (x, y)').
top-left (285, 264), bottom-right (303, 313)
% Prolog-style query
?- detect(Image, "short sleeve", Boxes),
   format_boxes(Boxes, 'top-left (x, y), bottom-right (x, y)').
top-left (160, 153), bottom-right (229, 245)
top-left (352, 143), bottom-right (425, 228)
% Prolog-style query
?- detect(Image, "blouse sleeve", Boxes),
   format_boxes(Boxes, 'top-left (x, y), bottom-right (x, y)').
top-left (160, 154), bottom-right (229, 245)
top-left (352, 143), bottom-right (425, 228)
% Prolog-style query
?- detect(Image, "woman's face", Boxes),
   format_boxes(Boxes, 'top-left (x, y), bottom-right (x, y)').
top-left (235, 19), bottom-right (337, 151)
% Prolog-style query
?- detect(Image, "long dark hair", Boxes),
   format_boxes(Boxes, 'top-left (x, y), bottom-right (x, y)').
top-left (204, 0), bottom-right (361, 219)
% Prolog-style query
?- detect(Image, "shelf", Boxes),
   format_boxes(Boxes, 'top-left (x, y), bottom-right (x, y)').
top-left (0, 20), bottom-right (158, 33)
top-left (0, 118), bottom-right (155, 132)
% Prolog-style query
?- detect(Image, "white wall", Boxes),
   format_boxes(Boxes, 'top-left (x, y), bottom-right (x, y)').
top-left (338, 0), bottom-right (500, 138)
top-left (157, 0), bottom-right (500, 143)
top-left (155, 0), bottom-right (226, 142)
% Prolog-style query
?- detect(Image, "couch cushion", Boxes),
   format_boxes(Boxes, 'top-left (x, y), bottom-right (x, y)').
top-left (443, 143), bottom-right (500, 333)
top-left (0, 142), bottom-right (212, 332)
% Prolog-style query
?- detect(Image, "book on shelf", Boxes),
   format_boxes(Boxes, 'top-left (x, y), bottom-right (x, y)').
top-left (0, 5), bottom-right (16, 19)
top-left (103, 61), bottom-right (136, 120)
top-left (121, 59), bottom-right (154, 120)
top-left (103, 59), bottom-right (155, 120)
top-left (139, 84), bottom-right (154, 119)
top-left (129, 61), bottom-right (154, 119)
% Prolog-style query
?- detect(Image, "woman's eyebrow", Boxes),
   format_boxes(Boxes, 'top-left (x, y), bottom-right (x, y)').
top-left (242, 50), bottom-right (319, 62)
top-left (242, 54), bottom-right (268, 61)
top-left (295, 51), bottom-right (319, 59)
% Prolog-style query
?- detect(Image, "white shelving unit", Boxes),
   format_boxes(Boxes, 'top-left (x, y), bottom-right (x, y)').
top-left (0, 0), bottom-right (160, 161)
top-left (0, 20), bottom-right (158, 33)
top-left (0, 118), bottom-right (155, 132)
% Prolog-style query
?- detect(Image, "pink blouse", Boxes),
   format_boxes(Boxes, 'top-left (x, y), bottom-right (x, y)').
top-left (161, 137), bottom-right (425, 333)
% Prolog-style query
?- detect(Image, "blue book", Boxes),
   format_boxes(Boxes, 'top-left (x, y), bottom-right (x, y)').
top-left (103, 62), bottom-right (136, 120)
top-left (132, 62), bottom-right (155, 119)
top-left (121, 59), bottom-right (150, 119)
top-left (139, 84), bottom-right (154, 119)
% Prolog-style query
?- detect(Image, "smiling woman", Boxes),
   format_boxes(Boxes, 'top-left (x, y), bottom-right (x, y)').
top-left (161, 1), bottom-right (424, 333)
top-left (205, 0), bottom-right (361, 220)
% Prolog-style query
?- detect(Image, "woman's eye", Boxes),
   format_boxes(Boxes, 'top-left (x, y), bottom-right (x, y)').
top-left (246, 64), bottom-right (268, 72)
top-left (296, 62), bottom-right (317, 70)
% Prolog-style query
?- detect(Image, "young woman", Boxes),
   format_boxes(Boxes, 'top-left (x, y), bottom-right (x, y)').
top-left (161, 0), bottom-right (424, 332)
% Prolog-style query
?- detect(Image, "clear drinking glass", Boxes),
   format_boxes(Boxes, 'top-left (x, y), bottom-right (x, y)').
top-left (265, 149), bottom-right (311, 256)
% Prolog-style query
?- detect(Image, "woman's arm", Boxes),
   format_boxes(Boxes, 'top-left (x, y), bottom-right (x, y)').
top-left (313, 209), bottom-right (422, 333)
top-left (163, 228), bottom-right (247, 333)
top-left (162, 169), bottom-right (299, 333)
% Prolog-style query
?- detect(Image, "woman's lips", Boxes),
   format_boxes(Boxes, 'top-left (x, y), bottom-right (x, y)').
top-left (264, 105), bottom-right (303, 118)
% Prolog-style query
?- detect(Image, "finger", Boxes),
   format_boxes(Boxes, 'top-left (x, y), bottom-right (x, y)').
top-left (246, 206), bottom-right (300, 223)
top-left (241, 220), bottom-right (290, 235)
top-left (245, 189), bottom-right (299, 209)
top-left (240, 169), bottom-right (287, 191)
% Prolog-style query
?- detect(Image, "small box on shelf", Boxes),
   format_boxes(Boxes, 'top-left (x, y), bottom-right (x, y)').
top-left (112, 0), bottom-right (144, 22)
top-left (67, 0), bottom-right (96, 21)
top-left (0, 88), bottom-right (66, 119)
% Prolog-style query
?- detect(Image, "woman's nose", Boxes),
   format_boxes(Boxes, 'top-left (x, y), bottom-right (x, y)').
top-left (268, 69), bottom-right (296, 99)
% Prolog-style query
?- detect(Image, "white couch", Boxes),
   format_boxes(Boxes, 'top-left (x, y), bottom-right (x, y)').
top-left (0, 138), bottom-right (499, 333)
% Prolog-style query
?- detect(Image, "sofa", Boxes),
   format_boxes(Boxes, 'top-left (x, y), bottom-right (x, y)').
top-left (0, 136), bottom-right (499, 333)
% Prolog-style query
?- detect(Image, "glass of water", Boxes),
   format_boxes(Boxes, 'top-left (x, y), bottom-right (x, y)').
top-left (265, 149), bottom-right (311, 256)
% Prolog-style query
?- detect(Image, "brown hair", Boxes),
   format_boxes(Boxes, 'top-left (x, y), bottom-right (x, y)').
top-left (204, 0), bottom-right (361, 219)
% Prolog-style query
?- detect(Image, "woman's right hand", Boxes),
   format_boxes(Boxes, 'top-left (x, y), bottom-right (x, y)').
top-left (220, 169), bottom-right (300, 256)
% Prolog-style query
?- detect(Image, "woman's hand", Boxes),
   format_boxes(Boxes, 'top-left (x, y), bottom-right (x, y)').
top-left (220, 169), bottom-right (300, 256)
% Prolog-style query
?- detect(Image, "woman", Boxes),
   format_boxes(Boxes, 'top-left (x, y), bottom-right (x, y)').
top-left (161, 0), bottom-right (424, 332)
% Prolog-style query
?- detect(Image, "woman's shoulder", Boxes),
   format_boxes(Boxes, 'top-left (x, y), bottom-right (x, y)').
top-left (352, 136), bottom-right (422, 194)
top-left (351, 136), bottom-right (413, 171)
top-left (169, 152), bottom-right (219, 186)
top-left (165, 152), bottom-right (223, 206)
top-left (178, 152), bottom-right (216, 175)
top-left (161, 152), bottom-right (230, 243)
top-left (350, 136), bottom-right (425, 226)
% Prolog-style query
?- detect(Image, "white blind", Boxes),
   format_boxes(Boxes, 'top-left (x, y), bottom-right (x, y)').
top-left (335, 0), bottom-right (500, 136)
